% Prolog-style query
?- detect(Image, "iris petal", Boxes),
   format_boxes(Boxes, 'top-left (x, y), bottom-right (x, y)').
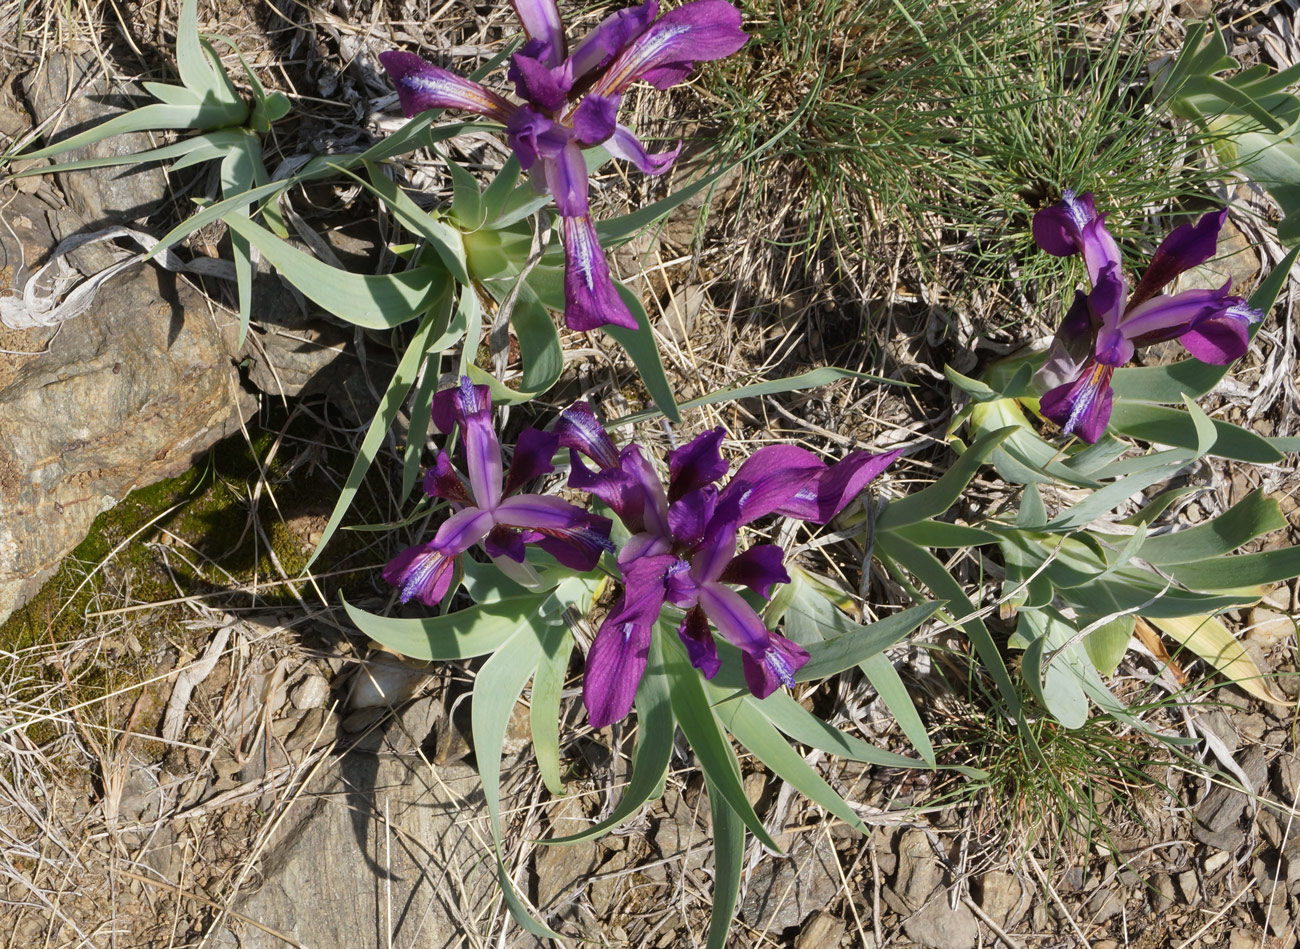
top-left (584, 615), bottom-right (653, 728)
top-left (591, 0), bottom-right (748, 97)
top-left (1040, 362), bottom-right (1115, 444)
top-left (378, 51), bottom-right (517, 123)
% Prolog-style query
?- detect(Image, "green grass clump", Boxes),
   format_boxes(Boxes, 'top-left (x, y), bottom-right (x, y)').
top-left (706, 0), bottom-right (1228, 326)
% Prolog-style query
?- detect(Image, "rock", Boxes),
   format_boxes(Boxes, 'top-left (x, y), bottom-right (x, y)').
top-left (893, 828), bottom-right (941, 911)
top-left (225, 739), bottom-right (505, 946)
top-left (1229, 931), bottom-right (1256, 949)
top-left (1192, 746), bottom-right (1268, 851)
top-left (652, 790), bottom-right (708, 872)
top-left (795, 910), bottom-right (846, 949)
top-left (289, 674), bottom-right (330, 710)
top-left (1247, 608), bottom-right (1294, 648)
top-left (535, 797), bottom-right (601, 911)
top-left (1086, 888), bottom-right (1124, 923)
top-left (22, 49), bottom-right (169, 225)
top-left (975, 869), bottom-right (1024, 928)
top-left (1150, 872), bottom-right (1175, 914)
top-left (0, 190), bottom-right (254, 627)
top-left (901, 898), bottom-right (979, 949)
top-left (740, 832), bottom-right (843, 933)
top-left (1178, 870), bottom-right (1199, 903)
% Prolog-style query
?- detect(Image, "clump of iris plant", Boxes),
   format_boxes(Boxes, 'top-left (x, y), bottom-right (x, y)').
top-left (1032, 190), bottom-right (1263, 442)
top-left (379, 0), bottom-right (748, 332)
top-left (554, 402), bottom-right (903, 727)
top-left (383, 378), bottom-right (613, 605)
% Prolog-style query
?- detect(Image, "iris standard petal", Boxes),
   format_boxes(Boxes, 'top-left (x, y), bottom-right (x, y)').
top-left (668, 427), bottom-right (729, 502)
top-left (555, 401), bottom-right (622, 469)
top-left (1127, 208), bottom-right (1227, 311)
top-left (1031, 190), bottom-right (1099, 256)
top-left (508, 51), bottom-right (571, 111)
top-left (584, 616), bottom-right (653, 728)
top-left (571, 93), bottom-right (620, 146)
top-left (449, 378), bottom-right (504, 509)
top-left (604, 124), bottom-right (682, 175)
top-left (567, 1), bottom-right (659, 86)
top-left (717, 444), bottom-right (825, 523)
top-left (590, 0), bottom-right (748, 97)
top-left (543, 138), bottom-right (591, 217)
top-left (559, 212), bottom-right (640, 331)
top-left (742, 632), bottom-right (809, 699)
top-left (504, 427), bottom-right (560, 496)
top-left (567, 453), bottom-right (648, 532)
top-left (1178, 302), bottom-right (1261, 364)
top-left (677, 605), bottom-right (721, 678)
top-left (1077, 214), bottom-right (1123, 288)
top-left (493, 494), bottom-right (615, 569)
top-left (666, 486), bottom-right (717, 549)
top-left (423, 451), bottom-right (473, 505)
top-left (719, 544), bottom-right (790, 598)
top-left (688, 503), bottom-right (739, 584)
top-left (509, 0), bottom-right (567, 67)
top-left (1040, 361), bottom-right (1115, 444)
top-left (379, 51), bottom-right (518, 123)
top-left (697, 581), bottom-right (772, 655)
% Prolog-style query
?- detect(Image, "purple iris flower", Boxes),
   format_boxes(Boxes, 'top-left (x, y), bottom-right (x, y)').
top-left (378, 1), bottom-right (748, 333)
top-left (554, 402), bottom-right (903, 727)
top-left (383, 378), bottom-right (613, 605)
top-left (1032, 190), bottom-right (1263, 443)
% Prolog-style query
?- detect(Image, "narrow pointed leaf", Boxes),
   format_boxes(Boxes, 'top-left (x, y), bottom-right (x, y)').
top-left (532, 625), bottom-right (573, 796)
top-left (341, 592), bottom-right (549, 660)
top-left (603, 281), bottom-right (681, 422)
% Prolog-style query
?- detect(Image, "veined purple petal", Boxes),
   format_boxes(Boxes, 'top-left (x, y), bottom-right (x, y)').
top-left (1179, 301), bottom-right (1261, 364)
top-left (1041, 361), bottom-right (1115, 444)
top-left (568, 453), bottom-right (646, 532)
top-left (506, 107), bottom-right (572, 171)
top-left (423, 452), bottom-right (473, 506)
top-left (1077, 214), bottom-right (1123, 288)
top-left (795, 448), bottom-right (905, 525)
top-left (1119, 282), bottom-right (1233, 345)
top-left (742, 633), bottom-right (809, 699)
top-left (509, 0), bottom-right (567, 67)
top-left (590, 0), bottom-right (749, 97)
top-left (544, 139), bottom-right (592, 217)
top-left (508, 52), bottom-right (571, 111)
top-left (605, 124), bottom-right (682, 175)
top-left (1128, 208), bottom-right (1227, 311)
top-left (719, 544), bottom-right (790, 598)
top-left (379, 51), bottom-right (517, 123)
top-left (668, 427), bottom-right (729, 502)
top-left (504, 428), bottom-right (559, 496)
top-left (614, 552), bottom-right (678, 625)
top-left (555, 401), bottom-right (621, 469)
top-left (559, 212), bottom-right (640, 331)
top-left (689, 503), bottom-right (739, 584)
top-left (584, 616), bottom-right (653, 727)
top-left (697, 581), bottom-right (771, 655)
top-left (572, 93), bottom-right (620, 146)
top-left (1031, 190), bottom-right (1099, 257)
top-left (677, 605), bottom-right (721, 678)
top-left (1035, 289), bottom-right (1096, 390)
top-left (450, 378), bottom-right (503, 509)
top-left (382, 541), bottom-right (460, 606)
top-left (568, 1), bottom-right (658, 86)
top-left (717, 444), bottom-right (825, 523)
top-left (666, 486), bottom-right (717, 549)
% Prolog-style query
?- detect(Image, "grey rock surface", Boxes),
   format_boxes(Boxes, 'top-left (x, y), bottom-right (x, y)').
top-left (224, 707), bottom-right (501, 948)
top-left (900, 898), bottom-right (980, 949)
top-left (0, 189), bottom-right (253, 626)
top-left (23, 49), bottom-right (170, 225)
top-left (740, 831), bottom-right (842, 933)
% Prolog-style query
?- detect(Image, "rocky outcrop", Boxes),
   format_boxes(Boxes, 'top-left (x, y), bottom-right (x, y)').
top-left (0, 189), bottom-right (255, 626)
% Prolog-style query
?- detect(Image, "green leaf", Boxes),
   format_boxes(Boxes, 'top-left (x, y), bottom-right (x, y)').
top-left (341, 593), bottom-right (550, 660)
top-left (877, 534), bottom-right (1022, 716)
top-left (222, 212), bottom-right (452, 329)
top-left (1020, 609), bottom-right (1090, 728)
top-left (876, 427), bottom-right (1016, 529)
top-left (467, 284), bottom-right (564, 402)
top-left (1083, 614), bottom-right (1135, 676)
top-left (446, 157), bottom-right (487, 230)
top-left (718, 698), bottom-right (866, 831)
top-left (602, 282), bottom-right (681, 423)
top-left (548, 634), bottom-right (675, 844)
top-left (473, 624), bottom-right (562, 939)
top-left (755, 688), bottom-right (926, 768)
top-left (531, 624), bottom-right (573, 796)
top-left (16, 101), bottom-right (247, 162)
top-left (307, 283), bottom-right (454, 565)
top-left (1165, 547), bottom-right (1300, 590)
top-left (176, 0), bottom-right (224, 101)
top-left (889, 521), bottom-right (997, 548)
top-left (703, 771), bottom-right (745, 949)
top-left (797, 601), bottom-right (944, 681)
top-left (482, 155), bottom-right (522, 223)
top-left (1137, 490), bottom-right (1286, 565)
top-left (362, 160), bottom-right (469, 283)
top-left (1041, 456), bottom-right (1194, 532)
top-left (1108, 402), bottom-right (1281, 464)
top-left (665, 634), bottom-right (781, 852)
